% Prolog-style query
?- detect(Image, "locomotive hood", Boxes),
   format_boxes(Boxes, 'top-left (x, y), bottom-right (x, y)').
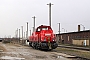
top-left (40, 29), bottom-right (56, 42)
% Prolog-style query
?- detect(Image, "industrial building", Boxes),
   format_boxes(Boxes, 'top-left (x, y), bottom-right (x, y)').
top-left (56, 25), bottom-right (90, 46)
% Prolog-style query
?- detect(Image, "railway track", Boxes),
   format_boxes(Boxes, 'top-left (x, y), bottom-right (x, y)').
top-left (45, 49), bottom-right (90, 60)
top-left (58, 45), bottom-right (90, 51)
top-left (51, 45), bottom-right (90, 60)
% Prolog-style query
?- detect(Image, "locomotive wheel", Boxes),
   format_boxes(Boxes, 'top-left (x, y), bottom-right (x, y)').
top-left (32, 43), bottom-right (34, 48)
top-left (29, 42), bottom-right (32, 47)
top-left (35, 43), bottom-right (38, 50)
top-left (35, 45), bottom-right (38, 50)
top-left (48, 49), bottom-right (52, 51)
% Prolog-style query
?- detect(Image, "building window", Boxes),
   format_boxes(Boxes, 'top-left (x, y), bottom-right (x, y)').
top-left (61, 35), bottom-right (62, 39)
top-left (86, 35), bottom-right (88, 38)
top-left (68, 36), bottom-right (69, 41)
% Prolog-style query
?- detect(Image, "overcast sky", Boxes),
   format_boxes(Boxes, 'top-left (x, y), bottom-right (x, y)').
top-left (0, 0), bottom-right (90, 38)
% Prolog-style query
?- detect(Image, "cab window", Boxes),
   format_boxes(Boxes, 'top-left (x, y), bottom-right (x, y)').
top-left (36, 28), bottom-right (41, 32)
top-left (42, 28), bottom-right (48, 30)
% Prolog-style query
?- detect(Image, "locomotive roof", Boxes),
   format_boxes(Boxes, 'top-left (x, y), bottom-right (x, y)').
top-left (37, 25), bottom-right (51, 28)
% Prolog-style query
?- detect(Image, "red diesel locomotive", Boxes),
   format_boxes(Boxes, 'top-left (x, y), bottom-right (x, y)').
top-left (29, 25), bottom-right (58, 50)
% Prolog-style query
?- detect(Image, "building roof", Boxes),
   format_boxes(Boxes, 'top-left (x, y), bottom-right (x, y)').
top-left (56, 30), bottom-right (90, 35)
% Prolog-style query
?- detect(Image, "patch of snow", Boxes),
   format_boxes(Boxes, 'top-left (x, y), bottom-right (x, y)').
top-left (0, 56), bottom-right (25, 60)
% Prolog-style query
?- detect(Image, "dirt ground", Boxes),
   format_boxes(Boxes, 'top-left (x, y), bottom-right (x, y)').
top-left (0, 42), bottom-right (71, 60)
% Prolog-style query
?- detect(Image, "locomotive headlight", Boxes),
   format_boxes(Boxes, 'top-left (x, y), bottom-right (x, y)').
top-left (53, 39), bottom-right (55, 41)
top-left (52, 38), bottom-right (55, 41)
top-left (45, 34), bottom-right (51, 36)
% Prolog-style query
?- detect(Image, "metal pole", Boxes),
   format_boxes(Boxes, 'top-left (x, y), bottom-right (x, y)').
top-left (21, 26), bottom-right (23, 39)
top-left (15, 30), bottom-right (17, 38)
top-left (21, 26), bottom-right (23, 44)
top-left (26, 22), bottom-right (28, 39)
top-left (47, 3), bottom-right (53, 27)
top-left (62, 28), bottom-right (65, 32)
top-left (84, 27), bottom-right (85, 30)
top-left (17, 28), bottom-right (18, 38)
top-left (33, 27), bottom-right (34, 32)
top-left (80, 24), bottom-right (85, 31)
top-left (24, 32), bottom-right (25, 39)
top-left (58, 23), bottom-right (60, 34)
top-left (19, 29), bottom-right (20, 43)
top-left (30, 30), bottom-right (31, 36)
top-left (25, 31), bottom-right (27, 39)
top-left (32, 16), bottom-right (36, 32)
top-left (9, 35), bottom-right (11, 43)
top-left (17, 28), bottom-right (18, 43)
